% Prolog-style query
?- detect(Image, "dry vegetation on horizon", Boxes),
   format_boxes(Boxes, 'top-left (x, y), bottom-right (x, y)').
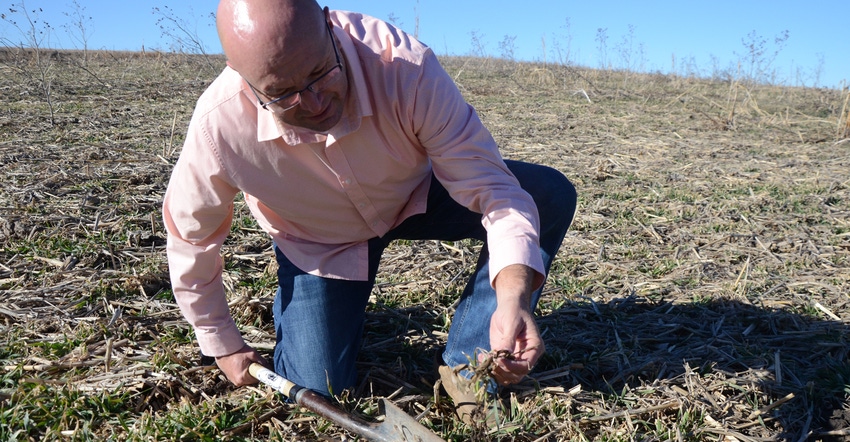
top-left (1, 49), bottom-right (849, 441)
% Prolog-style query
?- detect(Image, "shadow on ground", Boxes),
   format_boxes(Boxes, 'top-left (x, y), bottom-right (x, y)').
top-left (534, 296), bottom-right (850, 440)
top-left (358, 295), bottom-right (850, 440)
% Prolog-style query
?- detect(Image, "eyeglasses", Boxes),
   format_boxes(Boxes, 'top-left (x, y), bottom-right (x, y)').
top-left (245, 21), bottom-right (343, 113)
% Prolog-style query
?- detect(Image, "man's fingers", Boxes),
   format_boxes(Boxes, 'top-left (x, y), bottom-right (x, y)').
top-left (215, 345), bottom-right (268, 386)
top-left (492, 358), bottom-right (528, 384)
top-left (485, 340), bottom-right (545, 385)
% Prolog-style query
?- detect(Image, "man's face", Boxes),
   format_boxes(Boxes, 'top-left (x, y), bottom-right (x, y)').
top-left (246, 17), bottom-right (348, 133)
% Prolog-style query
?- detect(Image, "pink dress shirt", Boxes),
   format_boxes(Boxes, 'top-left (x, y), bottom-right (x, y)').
top-left (163, 11), bottom-right (544, 357)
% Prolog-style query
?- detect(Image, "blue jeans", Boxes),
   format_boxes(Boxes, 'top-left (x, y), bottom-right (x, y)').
top-left (272, 160), bottom-right (577, 396)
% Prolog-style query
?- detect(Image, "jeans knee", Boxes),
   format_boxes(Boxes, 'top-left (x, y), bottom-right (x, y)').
top-left (528, 165), bottom-right (577, 226)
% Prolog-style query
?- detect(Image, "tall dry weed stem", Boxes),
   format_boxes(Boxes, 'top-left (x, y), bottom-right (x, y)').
top-left (1, 3), bottom-right (57, 125)
top-left (727, 80), bottom-right (740, 129)
top-left (839, 88), bottom-right (850, 140)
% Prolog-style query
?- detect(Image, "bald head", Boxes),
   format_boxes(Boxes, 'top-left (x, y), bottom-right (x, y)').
top-left (217, 0), bottom-right (326, 84)
top-left (217, 0), bottom-right (348, 132)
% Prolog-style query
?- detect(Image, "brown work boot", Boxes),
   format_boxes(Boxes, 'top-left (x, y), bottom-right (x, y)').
top-left (438, 364), bottom-right (506, 427)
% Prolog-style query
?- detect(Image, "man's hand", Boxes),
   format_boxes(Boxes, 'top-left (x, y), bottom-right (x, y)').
top-left (486, 264), bottom-right (545, 385)
top-left (215, 344), bottom-right (269, 386)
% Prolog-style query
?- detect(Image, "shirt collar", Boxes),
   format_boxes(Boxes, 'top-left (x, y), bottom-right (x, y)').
top-left (255, 26), bottom-right (373, 146)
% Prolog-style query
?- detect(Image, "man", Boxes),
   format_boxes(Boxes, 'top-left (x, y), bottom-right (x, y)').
top-left (163, 0), bottom-right (576, 424)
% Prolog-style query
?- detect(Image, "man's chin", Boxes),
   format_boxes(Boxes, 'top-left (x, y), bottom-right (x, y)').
top-left (308, 117), bottom-right (340, 134)
top-left (289, 107), bottom-right (342, 134)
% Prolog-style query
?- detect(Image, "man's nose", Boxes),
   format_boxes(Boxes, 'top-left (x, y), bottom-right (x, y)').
top-left (298, 89), bottom-right (323, 112)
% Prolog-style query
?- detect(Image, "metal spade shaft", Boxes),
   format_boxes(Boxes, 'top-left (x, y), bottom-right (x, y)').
top-left (248, 363), bottom-right (444, 442)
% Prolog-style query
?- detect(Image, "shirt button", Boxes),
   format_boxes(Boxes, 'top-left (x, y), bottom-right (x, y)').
top-left (342, 178), bottom-right (352, 185)
top-left (358, 203), bottom-right (366, 208)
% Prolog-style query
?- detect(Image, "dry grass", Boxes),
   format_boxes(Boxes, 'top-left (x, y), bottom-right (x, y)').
top-left (0, 50), bottom-right (848, 441)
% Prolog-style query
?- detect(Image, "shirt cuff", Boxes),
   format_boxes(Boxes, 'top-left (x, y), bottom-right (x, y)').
top-left (488, 237), bottom-right (546, 290)
top-left (193, 320), bottom-right (246, 358)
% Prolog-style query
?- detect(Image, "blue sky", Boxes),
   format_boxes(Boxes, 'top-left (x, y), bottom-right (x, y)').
top-left (3, 0), bottom-right (846, 88)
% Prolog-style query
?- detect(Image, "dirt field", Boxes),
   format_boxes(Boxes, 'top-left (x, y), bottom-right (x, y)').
top-left (1, 49), bottom-right (849, 441)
